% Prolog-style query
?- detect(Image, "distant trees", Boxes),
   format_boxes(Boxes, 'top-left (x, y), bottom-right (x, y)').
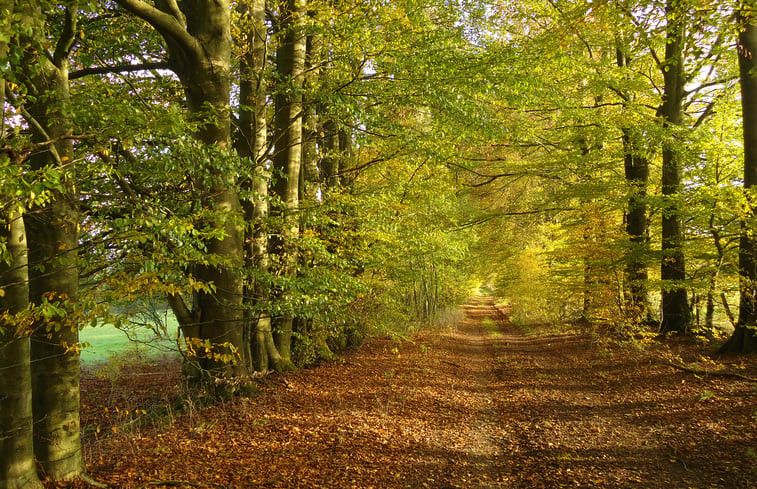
top-left (463, 0), bottom-right (748, 340)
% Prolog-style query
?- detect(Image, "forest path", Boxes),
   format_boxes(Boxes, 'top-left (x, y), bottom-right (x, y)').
top-left (77, 297), bottom-right (757, 489)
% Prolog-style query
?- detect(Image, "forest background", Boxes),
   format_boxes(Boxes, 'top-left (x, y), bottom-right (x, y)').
top-left (2, 0), bottom-right (757, 486)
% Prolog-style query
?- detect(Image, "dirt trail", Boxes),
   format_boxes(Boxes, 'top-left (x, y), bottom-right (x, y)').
top-left (76, 296), bottom-right (757, 489)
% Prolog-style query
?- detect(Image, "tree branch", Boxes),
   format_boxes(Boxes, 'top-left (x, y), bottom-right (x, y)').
top-left (54, 2), bottom-right (78, 68)
top-left (114, 0), bottom-right (200, 61)
top-left (166, 293), bottom-right (196, 327)
top-left (4, 89), bottom-right (64, 166)
top-left (70, 61), bottom-right (171, 80)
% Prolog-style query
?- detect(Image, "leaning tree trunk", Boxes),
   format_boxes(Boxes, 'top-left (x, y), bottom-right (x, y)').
top-left (271, 0), bottom-right (307, 366)
top-left (16, 1), bottom-right (84, 479)
top-left (722, 5), bottom-right (757, 353)
top-left (658, 0), bottom-right (691, 334)
top-left (117, 0), bottom-right (247, 381)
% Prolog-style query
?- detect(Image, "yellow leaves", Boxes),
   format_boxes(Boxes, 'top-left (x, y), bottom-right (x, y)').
top-left (0, 288), bottom-right (4, 298)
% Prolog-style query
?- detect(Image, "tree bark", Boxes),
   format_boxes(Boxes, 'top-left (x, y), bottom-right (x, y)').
top-left (0, 206), bottom-right (43, 489)
top-left (617, 48), bottom-right (650, 318)
top-left (722, 4), bottom-right (757, 353)
top-left (0, 11), bottom-right (39, 485)
top-left (271, 0), bottom-right (307, 365)
top-left (116, 0), bottom-right (247, 379)
top-left (14, 1), bottom-right (84, 479)
top-left (321, 119), bottom-right (341, 190)
top-left (622, 127), bottom-right (650, 318)
top-left (26, 71), bottom-right (83, 484)
top-left (658, 0), bottom-right (691, 334)
top-left (235, 0), bottom-right (287, 372)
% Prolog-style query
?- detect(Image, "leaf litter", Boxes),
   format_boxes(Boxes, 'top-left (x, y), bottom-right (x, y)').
top-left (55, 297), bottom-right (757, 488)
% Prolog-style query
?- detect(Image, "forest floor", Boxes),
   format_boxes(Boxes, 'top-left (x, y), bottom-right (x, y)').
top-left (59, 296), bottom-right (757, 489)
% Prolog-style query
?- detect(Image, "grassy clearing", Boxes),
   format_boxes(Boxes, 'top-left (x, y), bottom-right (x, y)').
top-left (79, 311), bottom-right (180, 365)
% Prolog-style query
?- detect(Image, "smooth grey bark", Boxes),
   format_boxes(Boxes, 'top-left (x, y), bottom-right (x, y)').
top-left (271, 0), bottom-right (307, 364)
top-left (235, 0), bottom-right (287, 372)
top-left (0, 10), bottom-right (39, 485)
top-left (14, 2), bottom-right (83, 479)
top-left (658, 0), bottom-right (691, 333)
top-left (116, 0), bottom-right (246, 379)
top-left (722, 5), bottom-right (757, 353)
top-left (26, 69), bottom-right (83, 484)
top-left (0, 207), bottom-right (42, 489)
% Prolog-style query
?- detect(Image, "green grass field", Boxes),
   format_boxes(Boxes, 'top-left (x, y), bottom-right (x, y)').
top-left (79, 309), bottom-right (180, 365)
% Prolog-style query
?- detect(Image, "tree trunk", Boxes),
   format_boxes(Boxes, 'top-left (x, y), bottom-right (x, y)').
top-left (321, 119), bottom-right (341, 190)
top-left (235, 0), bottom-right (287, 372)
top-left (722, 5), bottom-right (757, 353)
top-left (616, 40), bottom-right (650, 319)
top-left (117, 0), bottom-right (247, 380)
top-left (622, 127), bottom-right (650, 318)
top-left (0, 12), bottom-right (40, 486)
top-left (14, 2), bottom-right (84, 478)
top-left (26, 81), bottom-right (83, 483)
top-left (299, 14), bottom-right (334, 363)
top-left (271, 0), bottom-right (307, 365)
top-left (338, 128), bottom-right (354, 188)
top-left (0, 206), bottom-right (43, 489)
top-left (658, 0), bottom-right (691, 334)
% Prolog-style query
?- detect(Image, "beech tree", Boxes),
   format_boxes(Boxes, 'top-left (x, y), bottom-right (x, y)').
top-left (616, 46), bottom-right (652, 320)
top-left (1, 1), bottom-right (86, 483)
top-left (0, 208), bottom-right (39, 489)
top-left (269, 0), bottom-right (307, 366)
top-left (234, 0), bottom-right (287, 371)
top-left (723, 2), bottom-right (757, 352)
top-left (658, 0), bottom-right (692, 333)
top-left (0, 11), bottom-right (42, 479)
top-left (114, 0), bottom-right (247, 380)
top-left (15, 1), bottom-right (84, 479)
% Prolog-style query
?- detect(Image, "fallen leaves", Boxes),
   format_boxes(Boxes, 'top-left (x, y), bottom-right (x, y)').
top-left (54, 297), bottom-right (757, 489)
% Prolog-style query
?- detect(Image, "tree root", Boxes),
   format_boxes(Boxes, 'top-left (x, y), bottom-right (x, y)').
top-left (79, 473), bottom-right (109, 488)
top-left (663, 361), bottom-right (757, 382)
